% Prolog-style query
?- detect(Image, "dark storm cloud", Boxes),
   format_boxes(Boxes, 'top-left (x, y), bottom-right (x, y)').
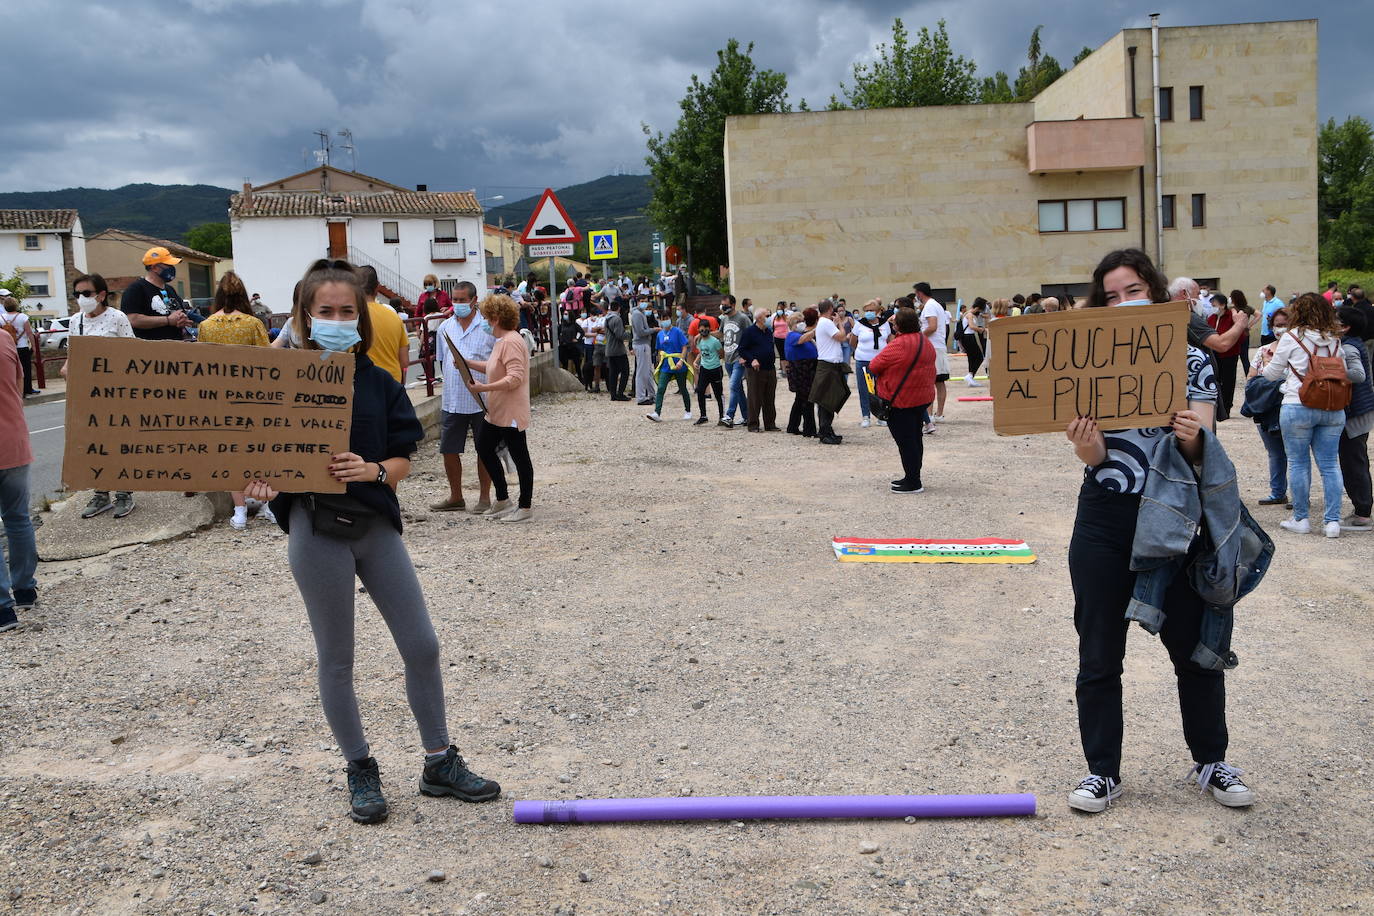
top-left (0, 0), bottom-right (1364, 196)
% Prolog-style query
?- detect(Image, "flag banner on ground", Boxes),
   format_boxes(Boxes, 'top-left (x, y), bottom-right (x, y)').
top-left (832, 537), bottom-right (1037, 564)
top-left (986, 301), bottom-right (1189, 436)
top-left (63, 337), bottom-right (354, 493)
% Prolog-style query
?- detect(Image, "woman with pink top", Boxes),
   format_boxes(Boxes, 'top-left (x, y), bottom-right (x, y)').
top-left (772, 303), bottom-right (790, 369)
top-left (464, 294), bottom-right (534, 522)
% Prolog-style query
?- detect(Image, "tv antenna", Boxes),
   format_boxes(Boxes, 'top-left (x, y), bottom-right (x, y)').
top-left (337, 129), bottom-right (357, 171)
top-left (313, 129), bottom-right (332, 167)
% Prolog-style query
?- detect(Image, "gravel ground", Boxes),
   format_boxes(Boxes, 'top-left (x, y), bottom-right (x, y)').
top-left (2, 370), bottom-right (1372, 915)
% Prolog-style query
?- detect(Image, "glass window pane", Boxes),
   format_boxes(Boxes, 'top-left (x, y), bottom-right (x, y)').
top-left (1162, 195), bottom-right (1176, 229)
top-left (1191, 193), bottom-right (1206, 227)
top-left (433, 219), bottom-right (457, 241)
top-left (1096, 199), bottom-right (1125, 230)
top-left (1067, 199), bottom-right (1095, 231)
top-left (1159, 87), bottom-right (1173, 121)
top-left (1189, 86), bottom-right (1204, 120)
top-left (383, 221), bottom-right (399, 243)
top-left (1038, 202), bottom-right (1065, 232)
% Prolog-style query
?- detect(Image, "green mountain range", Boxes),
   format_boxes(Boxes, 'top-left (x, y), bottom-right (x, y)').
top-left (485, 174), bottom-right (653, 264)
top-left (0, 183), bottom-right (233, 241)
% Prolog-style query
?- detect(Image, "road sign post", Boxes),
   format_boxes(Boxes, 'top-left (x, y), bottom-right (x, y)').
top-left (519, 189), bottom-right (580, 323)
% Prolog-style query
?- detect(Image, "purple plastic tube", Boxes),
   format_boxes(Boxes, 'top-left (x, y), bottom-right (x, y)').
top-left (512, 793), bottom-right (1036, 824)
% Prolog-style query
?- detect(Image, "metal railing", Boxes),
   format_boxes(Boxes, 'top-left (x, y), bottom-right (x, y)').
top-left (347, 245), bottom-right (423, 304)
top-left (430, 240), bottom-right (467, 261)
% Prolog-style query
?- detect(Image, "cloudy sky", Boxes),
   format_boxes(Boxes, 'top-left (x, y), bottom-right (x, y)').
top-left (3, 0), bottom-right (1365, 198)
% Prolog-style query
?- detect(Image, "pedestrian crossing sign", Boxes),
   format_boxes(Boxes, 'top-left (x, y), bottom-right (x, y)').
top-left (588, 230), bottom-right (618, 260)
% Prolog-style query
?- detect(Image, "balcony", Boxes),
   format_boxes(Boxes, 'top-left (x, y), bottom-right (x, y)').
top-left (1026, 118), bottom-right (1145, 174)
top-left (430, 239), bottom-right (468, 262)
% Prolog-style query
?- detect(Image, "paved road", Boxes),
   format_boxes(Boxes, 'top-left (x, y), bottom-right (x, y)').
top-left (25, 398), bottom-right (67, 511)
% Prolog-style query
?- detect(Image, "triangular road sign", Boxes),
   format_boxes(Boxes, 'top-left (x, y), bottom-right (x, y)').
top-left (518, 188), bottom-right (580, 244)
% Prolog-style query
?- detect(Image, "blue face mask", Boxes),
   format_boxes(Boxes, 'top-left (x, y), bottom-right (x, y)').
top-left (156, 265), bottom-right (176, 283)
top-left (309, 317), bottom-right (361, 351)
top-left (454, 302), bottom-right (472, 318)
top-left (1116, 299), bottom-right (1152, 307)
top-left (480, 320), bottom-right (493, 335)
top-left (425, 285), bottom-right (436, 292)
top-left (864, 311), bottom-right (876, 320)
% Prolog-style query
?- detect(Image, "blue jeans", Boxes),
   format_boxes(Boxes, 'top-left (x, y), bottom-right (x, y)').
top-left (1279, 404), bottom-right (1344, 523)
top-left (1256, 423), bottom-right (1287, 500)
top-left (0, 464), bottom-right (36, 607)
top-left (855, 360), bottom-right (873, 418)
top-left (726, 360), bottom-right (748, 421)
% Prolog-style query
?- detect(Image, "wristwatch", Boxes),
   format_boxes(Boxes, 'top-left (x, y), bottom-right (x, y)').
top-left (374, 463), bottom-right (387, 484)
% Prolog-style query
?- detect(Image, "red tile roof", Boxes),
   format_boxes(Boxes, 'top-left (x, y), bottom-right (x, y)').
top-left (231, 190), bottom-right (481, 218)
top-left (0, 209), bottom-right (78, 231)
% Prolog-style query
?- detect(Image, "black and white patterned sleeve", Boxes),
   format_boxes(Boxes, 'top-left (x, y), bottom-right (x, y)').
top-left (1186, 345), bottom-right (1217, 404)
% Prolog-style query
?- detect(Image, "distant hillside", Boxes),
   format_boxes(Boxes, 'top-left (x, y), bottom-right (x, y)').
top-left (486, 174), bottom-right (653, 264)
top-left (0, 184), bottom-right (233, 241)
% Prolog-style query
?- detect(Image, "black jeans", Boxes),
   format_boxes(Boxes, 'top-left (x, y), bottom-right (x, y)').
top-left (886, 404), bottom-right (929, 486)
top-left (559, 343), bottom-right (582, 378)
top-left (959, 334), bottom-right (983, 377)
top-left (746, 366), bottom-right (776, 430)
top-left (788, 393), bottom-right (816, 435)
top-left (1214, 355), bottom-right (1239, 420)
top-left (475, 420), bottom-right (533, 509)
top-left (18, 346), bottom-right (33, 394)
top-left (1339, 430), bottom-right (1372, 517)
top-left (1068, 480), bottom-right (1227, 781)
top-left (607, 353), bottom-right (630, 397)
top-left (816, 406), bottom-right (835, 438)
top-left (696, 365), bottom-right (723, 417)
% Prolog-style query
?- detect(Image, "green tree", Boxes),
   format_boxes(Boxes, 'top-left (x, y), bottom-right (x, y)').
top-left (1319, 116), bottom-right (1374, 269)
top-left (830, 19), bottom-right (978, 110)
top-left (643, 39), bottom-right (790, 279)
top-left (1012, 26), bottom-right (1065, 101)
top-left (0, 268), bottom-right (32, 304)
top-left (184, 222), bottom-right (232, 258)
top-left (978, 71), bottom-right (1014, 104)
top-left (1073, 46), bottom-right (1094, 66)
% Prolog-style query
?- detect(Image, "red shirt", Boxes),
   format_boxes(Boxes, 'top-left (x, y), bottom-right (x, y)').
top-left (688, 315), bottom-right (719, 337)
top-left (867, 331), bottom-right (936, 409)
top-left (0, 332), bottom-right (32, 470)
top-left (1207, 310), bottom-right (1243, 358)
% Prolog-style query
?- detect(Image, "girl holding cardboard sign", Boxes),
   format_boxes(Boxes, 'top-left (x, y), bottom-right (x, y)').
top-left (1061, 248), bottom-right (1254, 814)
top-left (245, 260), bottom-right (500, 825)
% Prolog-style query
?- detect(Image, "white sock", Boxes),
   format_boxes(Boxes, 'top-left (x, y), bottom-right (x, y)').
top-left (232, 507), bottom-right (247, 520)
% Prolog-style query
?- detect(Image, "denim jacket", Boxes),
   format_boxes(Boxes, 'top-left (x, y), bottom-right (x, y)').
top-left (1125, 429), bottom-right (1275, 670)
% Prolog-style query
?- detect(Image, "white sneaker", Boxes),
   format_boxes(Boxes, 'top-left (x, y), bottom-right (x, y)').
top-left (645, 411), bottom-right (661, 423)
top-left (876, 419), bottom-right (887, 427)
top-left (683, 411), bottom-right (692, 421)
top-left (257, 506), bottom-right (277, 525)
top-left (502, 507), bottom-right (533, 522)
top-left (1324, 521), bottom-right (1341, 539)
top-left (860, 417), bottom-right (871, 428)
top-left (932, 414), bottom-right (945, 421)
top-left (485, 498), bottom-right (513, 519)
top-left (1067, 774), bottom-right (1122, 813)
top-left (965, 375), bottom-right (982, 387)
top-left (229, 513), bottom-right (247, 532)
top-left (923, 423), bottom-right (937, 435)
top-left (1279, 518), bottom-right (1311, 534)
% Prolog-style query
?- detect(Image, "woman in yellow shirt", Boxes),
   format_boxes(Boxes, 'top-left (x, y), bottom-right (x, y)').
top-left (198, 272), bottom-right (272, 529)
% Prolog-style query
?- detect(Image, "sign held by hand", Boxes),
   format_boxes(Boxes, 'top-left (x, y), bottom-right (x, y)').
top-left (987, 301), bottom-right (1190, 436)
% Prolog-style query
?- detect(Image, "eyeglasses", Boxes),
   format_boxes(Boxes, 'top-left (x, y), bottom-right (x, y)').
top-left (73, 290), bottom-right (96, 298)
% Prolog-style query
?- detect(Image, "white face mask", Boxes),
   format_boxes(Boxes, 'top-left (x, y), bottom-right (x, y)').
top-left (1116, 299), bottom-right (1152, 307)
top-left (77, 294), bottom-right (100, 314)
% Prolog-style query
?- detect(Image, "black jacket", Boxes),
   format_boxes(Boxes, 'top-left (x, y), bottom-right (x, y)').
top-left (736, 323), bottom-right (776, 369)
top-left (271, 352), bottom-right (422, 534)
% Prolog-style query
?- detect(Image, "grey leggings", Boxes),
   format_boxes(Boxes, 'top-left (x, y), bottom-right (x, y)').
top-left (288, 502), bottom-right (448, 760)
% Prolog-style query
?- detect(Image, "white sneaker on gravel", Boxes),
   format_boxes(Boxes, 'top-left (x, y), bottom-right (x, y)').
top-left (1067, 774), bottom-right (1121, 813)
top-left (257, 506), bottom-right (277, 525)
top-left (682, 411), bottom-right (692, 421)
top-left (501, 507), bottom-right (533, 522)
top-left (1191, 761), bottom-right (1254, 807)
top-left (1279, 518), bottom-right (1310, 534)
top-left (645, 411), bottom-right (661, 423)
top-left (1324, 521), bottom-right (1341, 539)
top-left (229, 514), bottom-right (247, 531)
top-left (860, 417), bottom-right (871, 428)
top-left (485, 499), bottom-right (513, 519)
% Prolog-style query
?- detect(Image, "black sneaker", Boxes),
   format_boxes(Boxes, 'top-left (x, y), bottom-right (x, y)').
top-left (718, 419), bottom-right (733, 428)
top-left (0, 605), bottom-right (17, 633)
top-left (1257, 496), bottom-right (1287, 506)
top-left (1067, 774), bottom-right (1122, 813)
top-left (13, 588), bottom-right (36, 611)
top-left (419, 746), bottom-right (501, 802)
top-left (81, 493), bottom-right (112, 519)
top-left (891, 482), bottom-right (925, 494)
top-left (1191, 761), bottom-right (1254, 807)
top-left (346, 757), bottom-right (389, 824)
top-left (113, 494), bottom-right (135, 519)
top-left (694, 417), bottom-right (709, 426)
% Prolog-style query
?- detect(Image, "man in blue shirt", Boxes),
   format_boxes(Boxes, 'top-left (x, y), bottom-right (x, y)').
top-left (1260, 285), bottom-right (1284, 344)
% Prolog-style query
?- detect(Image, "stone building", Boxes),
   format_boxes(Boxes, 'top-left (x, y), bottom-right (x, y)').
top-left (723, 19), bottom-right (1318, 308)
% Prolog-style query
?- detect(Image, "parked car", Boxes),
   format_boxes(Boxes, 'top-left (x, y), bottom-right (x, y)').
top-left (40, 316), bottom-right (72, 350)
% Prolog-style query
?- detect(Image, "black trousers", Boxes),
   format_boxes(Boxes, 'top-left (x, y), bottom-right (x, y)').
top-left (607, 353), bottom-right (630, 397)
top-left (18, 346), bottom-right (33, 394)
top-left (1068, 481), bottom-right (1227, 781)
top-left (559, 343), bottom-right (582, 378)
top-left (816, 405), bottom-right (836, 438)
top-left (788, 392), bottom-right (816, 435)
top-left (695, 365), bottom-right (723, 417)
top-left (959, 334), bottom-right (984, 377)
top-left (1339, 430), bottom-right (1372, 517)
top-left (475, 420), bottom-right (534, 509)
top-left (746, 366), bottom-right (776, 430)
top-left (1214, 355), bottom-right (1239, 420)
top-left (886, 404), bottom-right (929, 486)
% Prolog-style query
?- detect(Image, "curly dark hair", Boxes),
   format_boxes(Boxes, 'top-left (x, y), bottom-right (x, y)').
top-left (1086, 248), bottom-right (1170, 308)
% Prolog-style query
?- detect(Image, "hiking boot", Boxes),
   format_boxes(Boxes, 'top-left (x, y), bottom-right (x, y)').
top-left (13, 588), bottom-right (37, 611)
top-left (1191, 762), bottom-right (1254, 808)
top-left (81, 493), bottom-right (112, 519)
top-left (0, 605), bottom-right (17, 633)
top-left (112, 494), bottom-right (135, 519)
top-left (346, 757), bottom-right (389, 824)
top-left (1067, 774), bottom-right (1122, 813)
top-left (419, 746), bottom-right (501, 802)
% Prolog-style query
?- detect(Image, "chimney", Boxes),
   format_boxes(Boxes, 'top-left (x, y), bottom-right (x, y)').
top-left (416, 183), bottom-right (428, 192)
top-left (241, 181), bottom-right (253, 208)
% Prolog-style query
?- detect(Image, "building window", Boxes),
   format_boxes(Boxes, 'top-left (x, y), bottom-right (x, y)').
top-left (19, 269), bottom-right (50, 297)
top-left (382, 221), bottom-right (399, 244)
top-left (438, 279), bottom-right (460, 296)
top-left (1189, 86), bottom-right (1204, 121)
top-left (1161, 195), bottom-right (1176, 229)
top-left (22, 234), bottom-right (40, 250)
top-left (433, 219), bottom-right (458, 243)
top-left (1037, 198), bottom-right (1128, 233)
top-left (1158, 86), bottom-right (1173, 122)
top-left (1191, 193), bottom-right (1206, 227)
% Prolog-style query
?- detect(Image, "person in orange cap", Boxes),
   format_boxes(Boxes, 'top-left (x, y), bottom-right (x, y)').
top-left (120, 246), bottom-right (191, 341)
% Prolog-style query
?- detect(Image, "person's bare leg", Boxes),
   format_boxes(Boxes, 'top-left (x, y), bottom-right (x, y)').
top-left (936, 380), bottom-right (947, 416)
top-left (442, 454), bottom-right (464, 502)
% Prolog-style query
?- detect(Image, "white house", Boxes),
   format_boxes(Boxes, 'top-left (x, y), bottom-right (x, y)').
top-left (0, 209), bottom-right (87, 316)
top-left (229, 166), bottom-right (485, 314)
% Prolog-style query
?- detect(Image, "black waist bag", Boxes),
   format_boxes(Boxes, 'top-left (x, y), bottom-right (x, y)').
top-left (306, 493), bottom-right (377, 540)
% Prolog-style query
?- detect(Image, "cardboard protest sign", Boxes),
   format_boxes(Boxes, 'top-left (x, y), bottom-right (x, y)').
top-left (63, 338), bottom-right (354, 493)
top-left (987, 301), bottom-right (1190, 436)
